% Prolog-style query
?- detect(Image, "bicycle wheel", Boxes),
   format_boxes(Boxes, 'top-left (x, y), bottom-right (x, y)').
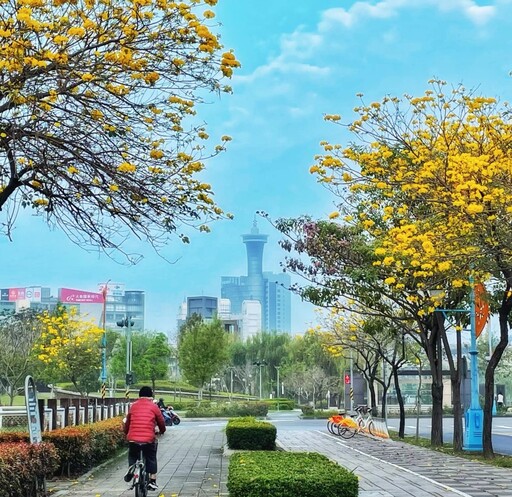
top-left (327, 420), bottom-right (336, 434)
top-left (337, 425), bottom-right (356, 439)
top-left (367, 420), bottom-right (375, 436)
top-left (135, 470), bottom-right (148, 497)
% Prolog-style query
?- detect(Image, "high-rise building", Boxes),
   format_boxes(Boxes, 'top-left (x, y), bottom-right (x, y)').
top-left (221, 221), bottom-right (291, 334)
top-left (176, 296), bottom-right (239, 335)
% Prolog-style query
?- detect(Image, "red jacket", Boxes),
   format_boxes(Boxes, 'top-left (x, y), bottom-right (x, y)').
top-left (124, 398), bottom-right (166, 442)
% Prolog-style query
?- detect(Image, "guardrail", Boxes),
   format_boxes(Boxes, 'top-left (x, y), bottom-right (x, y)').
top-left (0, 398), bottom-right (129, 431)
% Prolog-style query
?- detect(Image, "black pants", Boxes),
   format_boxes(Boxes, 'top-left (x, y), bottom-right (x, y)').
top-left (128, 441), bottom-right (158, 475)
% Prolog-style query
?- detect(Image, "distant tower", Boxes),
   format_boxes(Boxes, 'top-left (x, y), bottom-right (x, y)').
top-left (242, 219), bottom-right (268, 307)
top-left (221, 219), bottom-right (291, 336)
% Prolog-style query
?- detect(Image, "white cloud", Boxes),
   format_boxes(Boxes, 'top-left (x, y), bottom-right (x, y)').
top-left (238, 1), bottom-right (497, 86)
top-left (319, 0), bottom-right (496, 30)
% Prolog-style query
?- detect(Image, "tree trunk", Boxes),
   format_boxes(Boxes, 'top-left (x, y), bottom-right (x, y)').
top-left (452, 329), bottom-right (463, 452)
top-left (428, 312), bottom-right (445, 446)
top-left (393, 367), bottom-right (405, 438)
top-left (368, 381), bottom-right (377, 416)
top-left (442, 322), bottom-right (463, 451)
top-left (483, 290), bottom-right (512, 457)
top-left (381, 385), bottom-right (388, 421)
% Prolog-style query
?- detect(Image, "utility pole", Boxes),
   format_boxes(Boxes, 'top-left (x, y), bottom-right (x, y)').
top-left (117, 316), bottom-right (134, 399)
top-left (275, 365), bottom-right (281, 411)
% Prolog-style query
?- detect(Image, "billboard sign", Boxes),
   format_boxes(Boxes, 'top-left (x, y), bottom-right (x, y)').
top-left (25, 287), bottom-right (42, 303)
top-left (25, 375), bottom-right (42, 444)
top-left (9, 288), bottom-right (25, 301)
top-left (0, 289), bottom-right (8, 301)
top-left (60, 288), bottom-right (105, 303)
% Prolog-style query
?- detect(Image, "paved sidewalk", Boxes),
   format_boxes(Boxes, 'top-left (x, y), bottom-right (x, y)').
top-left (47, 421), bottom-right (512, 497)
top-left (278, 429), bottom-right (512, 497)
top-left (49, 423), bottom-right (228, 497)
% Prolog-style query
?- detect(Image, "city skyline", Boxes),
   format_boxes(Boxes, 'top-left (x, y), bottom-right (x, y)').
top-left (2, 1), bottom-right (512, 334)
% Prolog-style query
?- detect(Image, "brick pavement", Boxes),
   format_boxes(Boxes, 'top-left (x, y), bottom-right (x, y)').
top-left (48, 420), bottom-right (512, 497)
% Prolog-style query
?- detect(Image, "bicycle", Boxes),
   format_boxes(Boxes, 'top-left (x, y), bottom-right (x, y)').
top-left (128, 443), bottom-right (150, 497)
top-left (334, 405), bottom-right (375, 439)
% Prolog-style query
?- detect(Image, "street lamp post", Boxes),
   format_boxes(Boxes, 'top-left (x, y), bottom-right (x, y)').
top-left (433, 277), bottom-right (484, 451)
top-left (275, 366), bottom-right (281, 411)
top-left (100, 280), bottom-right (110, 401)
top-left (117, 316), bottom-right (134, 399)
top-left (253, 360), bottom-right (267, 400)
top-left (464, 277), bottom-right (483, 451)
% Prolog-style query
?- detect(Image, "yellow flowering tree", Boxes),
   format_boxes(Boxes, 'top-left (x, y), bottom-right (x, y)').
top-left (35, 305), bottom-right (104, 396)
top-left (0, 0), bottom-right (239, 253)
top-left (307, 80), bottom-right (512, 456)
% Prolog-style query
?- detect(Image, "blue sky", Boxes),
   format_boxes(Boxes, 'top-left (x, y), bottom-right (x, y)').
top-left (2, 0), bottom-right (512, 335)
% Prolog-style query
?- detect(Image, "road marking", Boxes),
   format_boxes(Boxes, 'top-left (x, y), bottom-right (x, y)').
top-left (318, 431), bottom-right (472, 497)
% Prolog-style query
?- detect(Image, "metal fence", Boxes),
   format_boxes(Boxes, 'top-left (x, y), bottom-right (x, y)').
top-left (0, 398), bottom-right (129, 431)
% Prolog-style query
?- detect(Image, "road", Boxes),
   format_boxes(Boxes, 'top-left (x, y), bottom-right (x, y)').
top-left (260, 410), bottom-right (512, 456)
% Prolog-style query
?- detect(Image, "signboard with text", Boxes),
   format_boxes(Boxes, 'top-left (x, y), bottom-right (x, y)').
top-left (25, 376), bottom-right (42, 444)
top-left (60, 288), bottom-right (105, 303)
top-left (98, 282), bottom-right (125, 298)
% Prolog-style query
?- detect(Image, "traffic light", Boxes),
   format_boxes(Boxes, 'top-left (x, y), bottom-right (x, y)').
top-left (126, 372), bottom-right (134, 385)
top-left (344, 374), bottom-right (351, 385)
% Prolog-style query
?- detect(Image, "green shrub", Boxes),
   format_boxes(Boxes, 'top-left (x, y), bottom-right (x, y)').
top-left (0, 418), bottom-right (125, 477)
top-left (300, 405), bottom-right (314, 416)
top-left (0, 442), bottom-right (60, 497)
top-left (226, 418), bottom-right (276, 450)
top-left (265, 398), bottom-right (295, 410)
top-left (228, 451), bottom-right (358, 497)
top-left (185, 401), bottom-right (268, 418)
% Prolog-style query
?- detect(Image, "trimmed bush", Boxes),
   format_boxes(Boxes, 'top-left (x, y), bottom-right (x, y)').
top-left (0, 417), bottom-right (126, 476)
top-left (44, 417), bottom-right (125, 475)
top-left (265, 398), bottom-right (295, 411)
top-left (228, 451), bottom-right (358, 497)
top-left (0, 442), bottom-right (60, 497)
top-left (44, 426), bottom-right (94, 476)
top-left (226, 418), bottom-right (276, 450)
top-left (186, 401), bottom-right (268, 418)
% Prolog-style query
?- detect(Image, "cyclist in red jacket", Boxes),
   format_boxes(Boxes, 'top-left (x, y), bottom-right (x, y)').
top-left (123, 386), bottom-right (166, 491)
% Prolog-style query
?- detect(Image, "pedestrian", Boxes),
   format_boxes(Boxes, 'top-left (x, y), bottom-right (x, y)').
top-left (123, 386), bottom-right (166, 491)
top-left (497, 392), bottom-right (504, 409)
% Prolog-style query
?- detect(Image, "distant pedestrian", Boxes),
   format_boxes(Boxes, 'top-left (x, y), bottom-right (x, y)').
top-left (497, 392), bottom-right (504, 409)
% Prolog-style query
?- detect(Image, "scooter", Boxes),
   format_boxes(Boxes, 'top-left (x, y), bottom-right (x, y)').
top-left (161, 408), bottom-right (181, 426)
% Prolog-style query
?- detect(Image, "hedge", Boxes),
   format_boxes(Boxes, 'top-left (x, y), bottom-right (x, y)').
top-left (265, 398), bottom-right (295, 410)
top-left (228, 451), bottom-right (359, 497)
top-left (0, 442), bottom-right (60, 497)
top-left (0, 417), bottom-right (125, 477)
top-left (226, 417), bottom-right (276, 450)
top-left (186, 401), bottom-right (268, 418)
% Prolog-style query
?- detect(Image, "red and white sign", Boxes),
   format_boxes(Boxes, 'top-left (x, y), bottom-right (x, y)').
top-left (9, 288), bottom-right (25, 301)
top-left (59, 288), bottom-right (105, 303)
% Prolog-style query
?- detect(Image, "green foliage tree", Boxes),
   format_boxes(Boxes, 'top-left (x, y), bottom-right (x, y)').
top-left (140, 332), bottom-right (172, 392)
top-left (108, 330), bottom-right (171, 388)
top-left (178, 317), bottom-right (229, 398)
top-left (0, 309), bottom-right (43, 405)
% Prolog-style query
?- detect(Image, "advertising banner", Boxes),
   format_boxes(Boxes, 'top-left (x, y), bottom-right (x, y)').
top-left (25, 287), bottom-right (42, 303)
top-left (9, 287), bottom-right (25, 301)
top-left (0, 289), bottom-right (8, 301)
top-left (60, 288), bottom-right (105, 303)
top-left (25, 375), bottom-right (42, 444)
